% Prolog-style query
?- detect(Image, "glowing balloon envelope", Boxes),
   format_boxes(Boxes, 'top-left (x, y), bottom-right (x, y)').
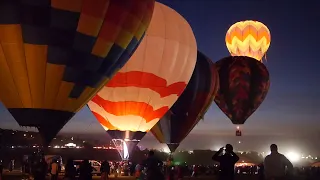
top-left (88, 2), bottom-right (197, 157)
top-left (225, 20), bottom-right (271, 61)
top-left (0, 0), bottom-right (155, 144)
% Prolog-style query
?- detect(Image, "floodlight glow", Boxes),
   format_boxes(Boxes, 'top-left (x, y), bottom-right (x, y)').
top-left (286, 152), bottom-right (300, 163)
top-left (163, 146), bottom-right (171, 154)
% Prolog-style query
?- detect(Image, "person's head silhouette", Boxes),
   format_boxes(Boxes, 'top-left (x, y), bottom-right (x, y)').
top-left (270, 144), bottom-right (278, 152)
top-left (148, 150), bottom-right (155, 157)
top-left (225, 144), bottom-right (233, 153)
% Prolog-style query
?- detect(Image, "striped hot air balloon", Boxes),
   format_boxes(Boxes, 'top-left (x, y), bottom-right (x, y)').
top-left (88, 2), bottom-right (197, 157)
top-left (225, 20), bottom-right (271, 61)
top-left (151, 51), bottom-right (219, 152)
top-left (0, 0), bottom-right (155, 145)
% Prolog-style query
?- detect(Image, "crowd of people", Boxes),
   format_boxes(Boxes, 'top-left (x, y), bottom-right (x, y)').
top-left (132, 143), bottom-right (319, 180)
top-left (1, 144), bottom-right (320, 180)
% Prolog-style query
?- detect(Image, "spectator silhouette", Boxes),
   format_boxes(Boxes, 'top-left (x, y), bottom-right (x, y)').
top-left (0, 160), bottom-right (3, 179)
top-left (50, 159), bottom-right (59, 180)
top-left (64, 159), bottom-right (76, 180)
top-left (79, 160), bottom-right (93, 180)
top-left (100, 160), bottom-right (110, 180)
top-left (264, 144), bottom-right (293, 180)
top-left (33, 157), bottom-right (47, 180)
top-left (143, 150), bottom-right (164, 180)
top-left (212, 144), bottom-right (239, 180)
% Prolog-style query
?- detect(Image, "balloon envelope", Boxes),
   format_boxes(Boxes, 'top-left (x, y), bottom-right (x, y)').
top-left (214, 56), bottom-right (270, 124)
top-left (151, 51), bottom-right (219, 152)
top-left (88, 2), bottom-right (197, 143)
top-left (0, 0), bottom-right (155, 144)
top-left (226, 20), bottom-right (271, 61)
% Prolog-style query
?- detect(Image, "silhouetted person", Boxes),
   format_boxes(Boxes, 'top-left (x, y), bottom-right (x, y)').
top-left (143, 150), bottom-right (164, 180)
top-left (8, 159), bottom-right (14, 172)
top-left (264, 144), bottom-right (293, 180)
top-left (212, 144), bottom-right (239, 180)
top-left (129, 162), bottom-right (136, 176)
top-left (33, 157), bottom-right (48, 180)
top-left (79, 160), bottom-right (93, 180)
top-left (0, 160), bottom-right (3, 179)
top-left (65, 159), bottom-right (76, 180)
top-left (100, 160), bottom-right (110, 180)
top-left (258, 163), bottom-right (265, 180)
top-left (50, 159), bottom-right (59, 180)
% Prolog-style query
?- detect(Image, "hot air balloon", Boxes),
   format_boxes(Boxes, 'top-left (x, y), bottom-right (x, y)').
top-left (151, 51), bottom-right (219, 152)
top-left (0, 0), bottom-right (155, 145)
top-left (88, 2), bottom-right (197, 159)
top-left (214, 56), bottom-right (270, 135)
top-left (225, 20), bottom-right (271, 61)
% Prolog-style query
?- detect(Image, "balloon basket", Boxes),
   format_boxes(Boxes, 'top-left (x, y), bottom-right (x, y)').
top-left (236, 130), bottom-right (242, 136)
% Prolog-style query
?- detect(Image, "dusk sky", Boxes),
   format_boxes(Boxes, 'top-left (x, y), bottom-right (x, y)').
top-left (1, 0), bottom-right (320, 154)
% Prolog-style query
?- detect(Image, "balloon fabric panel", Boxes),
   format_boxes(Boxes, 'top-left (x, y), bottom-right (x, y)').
top-left (197, 55), bottom-right (219, 120)
top-left (0, 0), bottom-right (154, 111)
top-left (214, 56), bottom-right (270, 124)
top-left (0, 0), bottom-right (155, 144)
top-left (88, 2), bottom-right (197, 134)
top-left (151, 51), bottom-right (218, 149)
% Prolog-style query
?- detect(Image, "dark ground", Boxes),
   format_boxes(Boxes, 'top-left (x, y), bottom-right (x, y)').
top-left (1, 174), bottom-right (314, 180)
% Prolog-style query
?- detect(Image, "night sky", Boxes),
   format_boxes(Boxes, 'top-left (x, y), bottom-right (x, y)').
top-left (1, 0), bottom-right (320, 154)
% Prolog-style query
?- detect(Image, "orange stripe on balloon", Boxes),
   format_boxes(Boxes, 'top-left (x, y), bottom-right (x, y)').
top-left (226, 26), bottom-right (270, 43)
top-left (92, 111), bottom-right (117, 130)
top-left (92, 95), bottom-right (169, 123)
top-left (107, 71), bottom-right (187, 98)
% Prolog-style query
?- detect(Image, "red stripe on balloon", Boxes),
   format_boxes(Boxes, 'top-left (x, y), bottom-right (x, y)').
top-left (107, 71), bottom-right (187, 98)
top-left (92, 111), bottom-right (117, 130)
top-left (91, 95), bottom-right (169, 123)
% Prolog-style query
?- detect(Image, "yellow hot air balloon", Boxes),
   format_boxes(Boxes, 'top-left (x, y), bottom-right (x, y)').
top-left (225, 20), bottom-right (271, 61)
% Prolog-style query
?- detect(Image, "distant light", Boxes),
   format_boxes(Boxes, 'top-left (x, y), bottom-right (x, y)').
top-left (23, 134), bottom-right (26, 137)
top-left (315, 157), bottom-right (318, 160)
top-left (286, 152), bottom-right (300, 163)
top-left (238, 141), bottom-right (241, 144)
top-left (65, 143), bottom-right (76, 147)
top-left (71, 137), bottom-right (74, 141)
